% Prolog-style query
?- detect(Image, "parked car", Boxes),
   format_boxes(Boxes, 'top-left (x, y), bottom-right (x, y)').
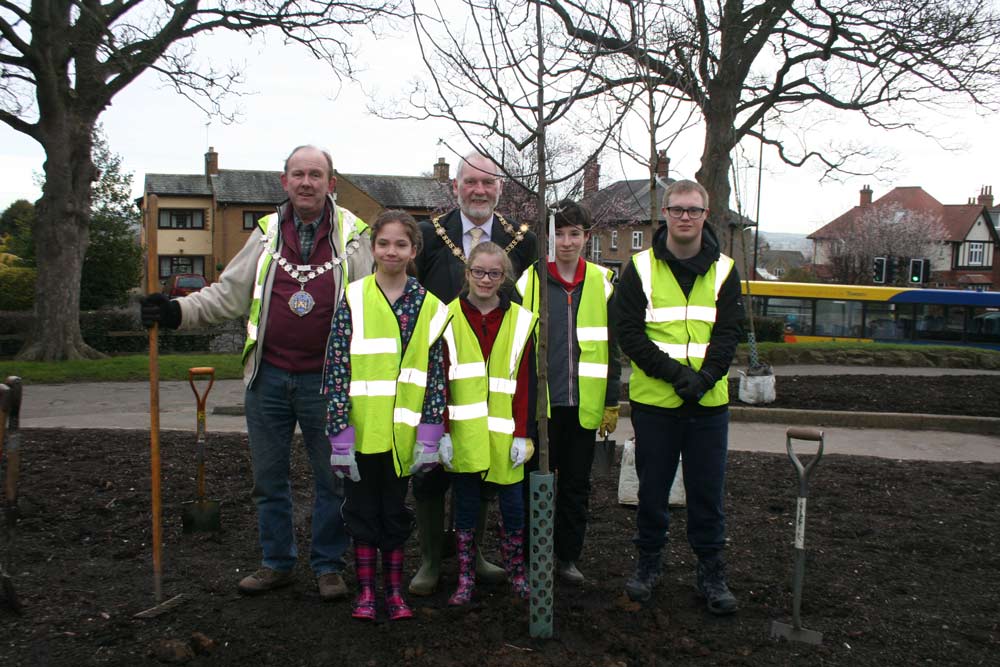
top-left (163, 273), bottom-right (207, 298)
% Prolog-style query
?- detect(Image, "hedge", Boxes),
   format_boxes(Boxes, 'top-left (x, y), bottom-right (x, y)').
top-left (0, 266), bottom-right (36, 311)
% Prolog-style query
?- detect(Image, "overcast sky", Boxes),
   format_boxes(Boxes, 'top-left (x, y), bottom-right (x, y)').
top-left (2, 26), bottom-right (997, 236)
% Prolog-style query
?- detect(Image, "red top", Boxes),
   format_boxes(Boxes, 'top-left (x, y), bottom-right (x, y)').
top-left (547, 257), bottom-right (586, 291)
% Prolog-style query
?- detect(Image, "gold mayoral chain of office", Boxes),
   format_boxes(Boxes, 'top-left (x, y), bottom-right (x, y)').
top-left (432, 212), bottom-right (530, 261)
top-left (260, 225), bottom-right (365, 317)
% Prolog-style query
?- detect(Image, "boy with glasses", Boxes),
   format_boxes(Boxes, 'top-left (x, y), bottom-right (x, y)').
top-left (614, 179), bottom-right (744, 615)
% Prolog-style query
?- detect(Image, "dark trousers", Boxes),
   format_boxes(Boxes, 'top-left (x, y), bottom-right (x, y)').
top-left (631, 408), bottom-right (729, 558)
top-left (342, 452), bottom-right (413, 551)
top-left (549, 406), bottom-right (597, 561)
top-left (452, 473), bottom-right (524, 532)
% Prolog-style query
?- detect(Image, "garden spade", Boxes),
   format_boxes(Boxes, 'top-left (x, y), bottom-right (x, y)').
top-left (182, 367), bottom-right (221, 533)
top-left (771, 427), bottom-right (825, 646)
top-left (593, 435), bottom-right (615, 476)
top-left (1, 377), bottom-right (23, 613)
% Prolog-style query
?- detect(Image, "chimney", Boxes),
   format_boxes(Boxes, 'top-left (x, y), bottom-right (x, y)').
top-left (655, 150), bottom-right (670, 182)
top-left (205, 147), bottom-right (219, 177)
top-left (860, 184), bottom-right (872, 207)
top-left (583, 157), bottom-right (600, 198)
top-left (433, 157), bottom-right (450, 183)
top-left (977, 185), bottom-right (994, 208)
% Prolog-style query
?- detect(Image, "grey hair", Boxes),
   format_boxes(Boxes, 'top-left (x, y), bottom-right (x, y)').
top-left (455, 152), bottom-right (500, 182)
top-left (284, 145), bottom-right (334, 179)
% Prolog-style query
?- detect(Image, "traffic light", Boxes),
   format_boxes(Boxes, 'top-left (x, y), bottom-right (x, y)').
top-left (909, 258), bottom-right (930, 284)
top-left (873, 256), bottom-right (887, 284)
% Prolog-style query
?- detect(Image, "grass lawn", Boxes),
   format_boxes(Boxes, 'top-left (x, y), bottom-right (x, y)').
top-left (0, 354), bottom-right (243, 384)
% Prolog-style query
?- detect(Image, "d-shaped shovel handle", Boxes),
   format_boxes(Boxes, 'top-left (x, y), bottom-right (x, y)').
top-left (786, 427), bottom-right (824, 497)
top-left (188, 367), bottom-right (216, 413)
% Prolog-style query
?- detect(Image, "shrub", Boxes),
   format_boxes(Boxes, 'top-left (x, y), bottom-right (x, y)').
top-left (0, 266), bottom-right (36, 310)
top-left (749, 316), bottom-right (785, 343)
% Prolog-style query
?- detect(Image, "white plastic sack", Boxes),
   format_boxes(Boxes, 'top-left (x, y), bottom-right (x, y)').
top-left (738, 371), bottom-right (776, 404)
top-left (618, 438), bottom-right (686, 507)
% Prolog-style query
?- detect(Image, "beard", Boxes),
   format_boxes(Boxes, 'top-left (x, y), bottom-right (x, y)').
top-left (458, 192), bottom-right (499, 221)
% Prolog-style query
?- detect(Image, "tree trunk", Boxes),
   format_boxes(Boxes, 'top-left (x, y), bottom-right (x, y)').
top-left (16, 117), bottom-right (104, 361)
top-left (696, 98), bottom-right (750, 276)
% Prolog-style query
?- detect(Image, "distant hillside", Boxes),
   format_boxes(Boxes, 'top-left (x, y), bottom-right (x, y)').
top-left (760, 231), bottom-right (811, 253)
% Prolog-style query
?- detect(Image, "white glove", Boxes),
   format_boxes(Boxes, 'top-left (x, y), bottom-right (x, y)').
top-left (410, 440), bottom-right (441, 475)
top-left (510, 437), bottom-right (534, 468)
top-left (438, 433), bottom-right (454, 470)
top-left (329, 428), bottom-right (361, 482)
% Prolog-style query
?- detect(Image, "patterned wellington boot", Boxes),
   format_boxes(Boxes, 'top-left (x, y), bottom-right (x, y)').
top-left (383, 547), bottom-right (414, 621)
top-left (503, 527), bottom-right (530, 600)
top-left (448, 529), bottom-right (477, 606)
top-left (351, 542), bottom-right (377, 621)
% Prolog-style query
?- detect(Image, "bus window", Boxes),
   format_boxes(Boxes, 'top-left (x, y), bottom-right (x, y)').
top-left (765, 297), bottom-right (813, 335)
top-left (915, 304), bottom-right (963, 342)
top-left (968, 309), bottom-right (1000, 345)
top-left (816, 300), bottom-right (863, 337)
top-left (865, 302), bottom-right (903, 339)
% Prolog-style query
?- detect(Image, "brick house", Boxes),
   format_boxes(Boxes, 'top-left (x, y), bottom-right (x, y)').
top-left (808, 185), bottom-right (999, 289)
top-left (141, 148), bottom-right (452, 286)
top-left (586, 151), bottom-right (755, 278)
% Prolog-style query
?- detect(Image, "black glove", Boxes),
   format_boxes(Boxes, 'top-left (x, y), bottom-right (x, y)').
top-left (140, 293), bottom-right (182, 329)
top-left (672, 367), bottom-right (713, 402)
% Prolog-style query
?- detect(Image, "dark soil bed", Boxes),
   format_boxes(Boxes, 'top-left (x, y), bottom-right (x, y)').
top-left (729, 374), bottom-right (1000, 418)
top-left (1, 418), bottom-right (998, 665)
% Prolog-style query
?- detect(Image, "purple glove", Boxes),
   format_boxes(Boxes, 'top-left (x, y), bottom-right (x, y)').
top-left (329, 427), bottom-right (360, 482)
top-left (411, 423), bottom-right (444, 475)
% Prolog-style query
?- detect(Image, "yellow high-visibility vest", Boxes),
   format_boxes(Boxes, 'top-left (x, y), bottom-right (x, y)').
top-left (515, 262), bottom-right (613, 429)
top-left (346, 275), bottom-right (450, 476)
top-left (444, 300), bottom-right (537, 484)
top-left (627, 249), bottom-right (734, 408)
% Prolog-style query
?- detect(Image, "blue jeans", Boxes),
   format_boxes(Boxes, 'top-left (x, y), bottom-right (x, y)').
top-left (632, 408), bottom-right (729, 558)
top-left (452, 473), bottom-right (524, 532)
top-left (244, 362), bottom-right (348, 575)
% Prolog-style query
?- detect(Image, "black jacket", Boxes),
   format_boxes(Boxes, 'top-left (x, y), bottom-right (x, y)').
top-left (416, 209), bottom-right (538, 303)
top-left (614, 223), bottom-right (744, 415)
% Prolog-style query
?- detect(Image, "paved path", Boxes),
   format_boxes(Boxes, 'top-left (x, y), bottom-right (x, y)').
top-left (17, 365), bottom-right (1000, 463)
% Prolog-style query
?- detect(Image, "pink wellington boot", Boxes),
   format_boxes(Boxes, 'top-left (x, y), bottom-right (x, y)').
top-left (500, 527), bottom-right (530, 600)
top-left (351, 542), bottom-right (377, 621)
top-left (383, 547), bottom-right (414, 620)
top-left (448, 529), bottom-right (477, 606)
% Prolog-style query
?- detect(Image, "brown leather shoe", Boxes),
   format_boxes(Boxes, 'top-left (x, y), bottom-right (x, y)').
top-left (237, 567), bottom-right (295, 595)
top-left (317, 572), bottom-right (348, 601)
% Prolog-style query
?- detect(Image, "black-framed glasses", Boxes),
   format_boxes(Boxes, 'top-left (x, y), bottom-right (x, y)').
top-left (469, 267), bottom-right (504, 281)
top-left (665, 206), bottom-right (707, 219)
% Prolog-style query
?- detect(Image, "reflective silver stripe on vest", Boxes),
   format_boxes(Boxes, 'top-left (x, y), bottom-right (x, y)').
top-left (449, 360), bottom-right (487, 380)
top-left (577, 326), bottom-right (608, 341)
top-left (654, 341), bottom-right (709, 359)
top-left (488, 416), bottom-right (515, 435)
top-left (348, 281), bottom-right (399, 355)
top-left (397, 367), bottom-right (428, 388)
top-left (350, 380), bottom-right (398, 396)
top-left (449, 402), bottom-right (489, 420)
top-left (507, 307), bottom-right (535, 378)
top-left (393, 407), bottom-right (422, 427)
top-left (489, 377), bottom-right (517, 394)
top-left (578, 361), bottom-right (609, 378)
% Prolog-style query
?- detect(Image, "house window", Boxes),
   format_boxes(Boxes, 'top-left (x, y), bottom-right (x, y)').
top-left (631, 231), bottom-right (644, 250)
top-left (243, 210), bottom-right (271, 231)
top-left (591, 236), bottom-right (602, 263)
top-left (159, 209), bottom-right (204, 230)
top-left (159, 255), bottom-right (205, 279)
top-left (968, 242), bottom-right (984, 266)
top-left (610, 230), bottom-right (618, 249)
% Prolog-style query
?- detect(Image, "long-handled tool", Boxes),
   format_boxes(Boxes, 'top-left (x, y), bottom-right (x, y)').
top-left (182, 367), bottom-right (220, 533)
top-left (1, 376), bottom-right (23, 613)
top-left (771, 427), bottom-right (825, 645)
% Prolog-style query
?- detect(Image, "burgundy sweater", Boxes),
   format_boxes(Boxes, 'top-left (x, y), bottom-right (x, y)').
top-left (262, 207), bottom-right (339, 373)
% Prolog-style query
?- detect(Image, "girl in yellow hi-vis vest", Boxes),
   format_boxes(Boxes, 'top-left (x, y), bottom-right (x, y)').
top-left (324, 210), bottom-right (450, 622)
top-left (439, 241), bottom-right (538, 606)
